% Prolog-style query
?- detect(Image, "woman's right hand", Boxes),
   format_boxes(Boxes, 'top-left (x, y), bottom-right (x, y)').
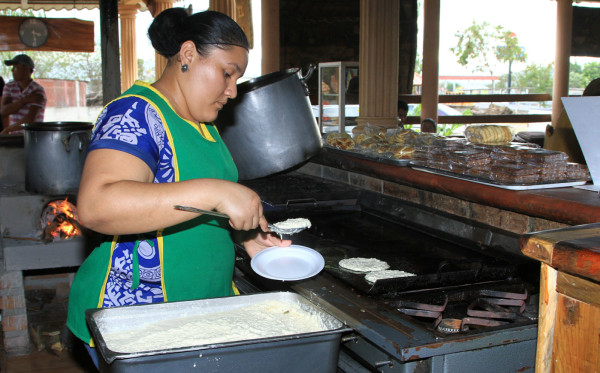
top-left (213, 182), bottom-right (267, 232)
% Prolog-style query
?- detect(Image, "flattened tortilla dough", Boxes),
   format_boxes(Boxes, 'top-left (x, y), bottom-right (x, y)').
top-left (339, 257), bottom-right (390, 273)
top-left (273, 218), bottom-right (312, 229)
top-left (365, 270), bottom-right (416, 284)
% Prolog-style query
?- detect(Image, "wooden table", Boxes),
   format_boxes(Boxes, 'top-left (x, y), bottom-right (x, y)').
top-left (521, 223), bottom-right (600, 372)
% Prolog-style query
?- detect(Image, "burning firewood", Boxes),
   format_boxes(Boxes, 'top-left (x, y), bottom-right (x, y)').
top-left (40, 198), bottom-right (83, 243)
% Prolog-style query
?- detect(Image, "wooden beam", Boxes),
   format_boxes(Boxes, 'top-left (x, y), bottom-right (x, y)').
top-left (0, 16), bottom-right (94, 52)
top-left (404, 114), bottom-right (552, 125)
top-left (399, 93), bottom-right (553, 104)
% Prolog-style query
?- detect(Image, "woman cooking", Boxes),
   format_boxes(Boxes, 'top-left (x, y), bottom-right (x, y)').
top-left (67, 8), bottom-right (290, 367)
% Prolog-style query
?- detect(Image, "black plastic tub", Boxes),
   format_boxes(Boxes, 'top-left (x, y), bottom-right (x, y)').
top-left (86, 292), bottom-right (349, 373)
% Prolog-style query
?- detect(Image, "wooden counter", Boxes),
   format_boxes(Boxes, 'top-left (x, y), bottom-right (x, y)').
top-left (312, 147), bottom-right (600, 226)
top-left (306, 147), bottom-right (600, 372)
top-left (521, 225), bottom-right (600, 372)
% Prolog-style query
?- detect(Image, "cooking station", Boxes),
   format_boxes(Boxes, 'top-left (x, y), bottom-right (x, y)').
top-left (0, 143), bottom-right (95, 354)
top-left (236, 172), bottom-right (539, 372)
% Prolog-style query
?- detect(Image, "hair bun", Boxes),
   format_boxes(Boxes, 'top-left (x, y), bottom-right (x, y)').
top-left (148, 8), bottom-right (189, 58)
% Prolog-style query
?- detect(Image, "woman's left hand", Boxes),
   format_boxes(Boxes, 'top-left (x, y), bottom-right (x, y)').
top-left (243, 231), bottom-right (292, 258)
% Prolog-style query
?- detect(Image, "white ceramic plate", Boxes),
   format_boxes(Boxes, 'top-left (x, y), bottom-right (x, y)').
top-left (251, 245), bottom-right (325, 281)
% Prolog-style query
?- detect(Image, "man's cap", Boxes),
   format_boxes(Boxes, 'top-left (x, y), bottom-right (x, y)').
top-left (4, 54), bottom-right (35, 69)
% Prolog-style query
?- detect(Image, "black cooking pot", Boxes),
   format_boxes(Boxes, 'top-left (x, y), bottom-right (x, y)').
top-left (24, 122), bottom-right (93, 195)
top-left (216, 66), bottom-right (322, 180)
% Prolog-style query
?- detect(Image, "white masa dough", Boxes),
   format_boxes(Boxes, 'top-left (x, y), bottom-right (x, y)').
top-left (365, 270), bottom-right (416, 283)
top-left (273, 218), bottom-right (312, 230)
top-left (339, 257), bottom-right (390, 272)
top-left (102, 300), bottom-right (326, 353)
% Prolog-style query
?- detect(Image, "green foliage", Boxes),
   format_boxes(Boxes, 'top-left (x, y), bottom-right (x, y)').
top-left (1, 49), bottom-right (102, 93)
top-left (570, 62), bottom-right (583, 74)
top-left (0, 9), bottom-right (104, 95)
top-left (569, 71), bottom-right (586, 90)
top-left (137, 58), bottom-right (154, 83)
top-left (407, 104), bottom-right (470, 136)
top-left (582, 62), bottom-right (600, 84)
top-left (451, 21), bottom-right (498, 74)
top-left (0, 10), bottom-right (102, 95)
top-left (0, 8), bottom-right (40, 17)
top-left (451, 22), bottom-right (527, 92)
top-left (415, 54), bottom-right (423, 74)
top-left (489, 60), bottom-right (600, 95)
top-left (437, 107), bottom-right (471, 136)
top-left (513, 63), bottom-right (553, 94)
top-left (409, 104), bottom-right (421, 116)
top-left (496, 31), bottom-right (527, 65)
top-left (438, 123), bottom-right (465, 136)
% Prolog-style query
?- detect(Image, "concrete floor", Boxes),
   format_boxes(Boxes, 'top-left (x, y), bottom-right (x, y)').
top-left (1, 276), bottom-right (97, 372)
top-left (1, 345), bottom-right (97, 373)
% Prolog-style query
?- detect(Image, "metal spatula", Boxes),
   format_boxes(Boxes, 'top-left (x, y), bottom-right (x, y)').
top-left (173, 205), bottom-right (306, 236)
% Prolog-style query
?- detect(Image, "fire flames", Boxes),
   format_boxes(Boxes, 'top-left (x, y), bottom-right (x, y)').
top-left (42, 198), bottom-right (82, 241)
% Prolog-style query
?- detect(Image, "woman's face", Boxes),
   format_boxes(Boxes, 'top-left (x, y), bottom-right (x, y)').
top-left (183, 45), bottom-right (248, 123)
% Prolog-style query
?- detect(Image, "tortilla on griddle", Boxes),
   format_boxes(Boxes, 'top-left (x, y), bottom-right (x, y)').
top-left (365, 269), bottom-right (416, 284)
top-left (339, 257), bottom-right (390, 273)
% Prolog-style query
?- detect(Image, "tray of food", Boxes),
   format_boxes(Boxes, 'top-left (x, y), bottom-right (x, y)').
top-left (86, 292), bottom-right (349, 373)
top-left (408, 126), bottom-right (591, 190)
top-left (323, 126), bottom-right (442, 166)
top-left (323, 144), bottom-right (412, 166)
top-left (411, 164), bottom-right (587, 190)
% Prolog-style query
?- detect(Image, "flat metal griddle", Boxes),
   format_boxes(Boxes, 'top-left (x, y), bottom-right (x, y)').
top-left (263, 208), bottom-right (517, 297)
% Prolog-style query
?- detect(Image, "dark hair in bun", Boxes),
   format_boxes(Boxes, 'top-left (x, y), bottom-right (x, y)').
top-left (148, 8), bottom-right (249, 59)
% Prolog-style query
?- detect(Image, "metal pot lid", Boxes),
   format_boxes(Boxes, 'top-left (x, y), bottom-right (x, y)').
top-left (23, 121), bottom-right (93, 131)
top-left (237, 68), bottom-right (300, 94)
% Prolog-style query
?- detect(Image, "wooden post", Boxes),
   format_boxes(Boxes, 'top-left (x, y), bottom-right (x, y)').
top-left (421, 0), bottom-right (440, 124)
top-left (356, 0), bottom-right (399, 128)
top-left (210, 0), bottom-right (236, 17)
top-left (552, 0), bottom-right (573, 127)
top-left (119, 3), bottom-right (140, 92)
top-left (261, 0), bottom-right (280, 75)
top-left (148, 0), bottom-right (175, 80)
top-left (100, 0), bottom-right (121, 105)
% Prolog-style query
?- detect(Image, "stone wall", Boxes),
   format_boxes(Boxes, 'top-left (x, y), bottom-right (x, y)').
top-left (297, 162), bottom-right (569, 236)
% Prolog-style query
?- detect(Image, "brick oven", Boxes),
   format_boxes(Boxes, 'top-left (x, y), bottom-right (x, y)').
top-left (0, 142), bottom-right (94, 355)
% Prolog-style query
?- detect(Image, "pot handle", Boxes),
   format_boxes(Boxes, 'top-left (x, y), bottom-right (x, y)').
top-left (298, 64), bottom-right (316, 96)
top-left (62, 130), bottom-right (90, 152)
top-left (299, 64), bottom-right (315, 81)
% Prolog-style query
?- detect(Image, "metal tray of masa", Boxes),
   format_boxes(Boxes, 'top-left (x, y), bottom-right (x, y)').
top-left (86, 292), bottom-right (349, 372)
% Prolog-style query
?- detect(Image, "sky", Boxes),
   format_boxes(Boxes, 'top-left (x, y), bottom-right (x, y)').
top-left (431, 0), bottom-right (600, 76)
top-left (47, 0), bottom-right (600, 79)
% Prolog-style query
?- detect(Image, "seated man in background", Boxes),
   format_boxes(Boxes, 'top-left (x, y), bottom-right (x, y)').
top-left (1, 54), bottom-right (46, 134)
top-left (421, 118), bottom-right (437, 133)
top-left (397, 100), bottom-right (409, 128)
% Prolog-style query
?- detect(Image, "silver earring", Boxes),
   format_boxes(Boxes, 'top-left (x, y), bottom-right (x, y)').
top-left (181, 64), bottom-right (188, 73)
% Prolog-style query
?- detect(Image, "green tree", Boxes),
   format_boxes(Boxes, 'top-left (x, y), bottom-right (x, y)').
top-left (451, 22), bottom-right (498, 76)
top-left (1, 49), bottom-right (102, 95)
top-left (138, 58), bottom-right (154, 83)
top-left (415, 53), bottom-right (422, 74)
top-left (514, 63), bottom-right (553, 95)
top-left (570, 62), bottom-right (583, 74)
top-left (569, 71), bottom-right (586, 91)
top-left (582, 62), bottom-right (600, 83)
top-left (495, 31), bottom-right (527, 93)
top-left (451, 22), bottom-right (526, 92)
